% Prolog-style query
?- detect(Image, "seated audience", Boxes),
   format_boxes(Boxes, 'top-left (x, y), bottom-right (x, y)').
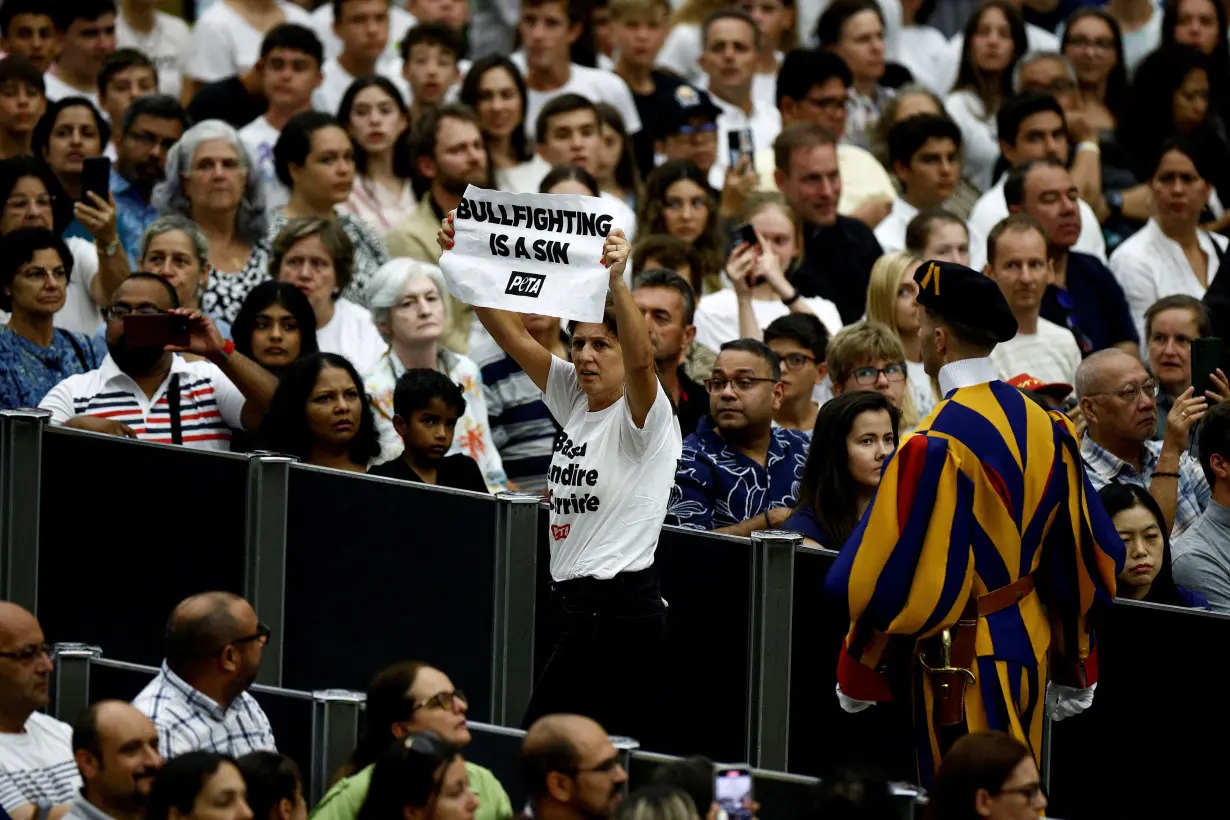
top-left (96, 49), bottom-right (159, 161)
top-left (904, 209), bottom-right (971, 266)
top-left (607, 0), bottom-right (683, 174)
top-left (1174, 403), bottom-right (1230, 610)
top-left (231, 282), bottom-right (319, 379)
top-left (613, 787), bottom-right (697, 820)
top-left (234, 753), bottom-right (305, 820)
top-left (144, 752), bottom-right (253, 820)
top-left (0, 602), bottom-right (79, 814)
top-left (1077, 348), bottom-right (1209, 536)
top-left (458, 56), bottom-right (534, 191)
top-left (39, 274), bottom-right (276, 448)
top-left (1145, 295), bottom-right (1211, 446)
top-left (314, 0), bottom-right (409, 117)
top-left (817, 0), bottom-right (891, 152)
top-left (865, 250), bottom-right (935, 415)
top-left (399, 24), bottom-right (464, 123)
top-left (650, 85), bottom-right (721, 198)
top-left (636, 160), bottom-right (723, 295)
top-left (593, 104), bottom-right (640, 210)
top-left (668, 339), bottom-right (809, 535)
top-left (259, 352), bottom-right (382, 472)
top-left (272, 217), bottom-right (386, 374)
top-left (0, 229), bottom-right (102, 409)
top-left (827, 321), bottom-right (916, 432)
top-left (43, 2), bottom-right (117, 107)
top-left (928, 732), bottom-right (1047, 820)
top-left (338, 77), bottom-right (415, 240)
top-left (0, 1), bottom-right (55, 73)
top-left (784, 390), bottom-right (898, 549)
top-left (0, 57), bottom-right (46, 160)
top-left (357, 732), bottom-right (477, 820)
top-left (67, 701), bottom-right (163, 820)
top-left (630, 269), bottom-right (708, 438)
top-left (363, 258), bottom-right (505, 489)
top-left (153, 120), bottom-right (272, 325)
top-left (630, 234), bottom-right (704, 324)
top-left (984, 215), bottom-right (1082, 389)
top-left (133, 592), bottom-right (277, 759)
top-left (763, 314), bottom-right (828, 434)
top-left (521, 715), bottom-right (627, 820)
top-left (313, 661), bottom-right (511, 820)
top-left (114, 0), bottom-right (191, 99)
top-left (649, 757), bottom-right (716, 820)
top-left (1100, 483), bottom-right (1210, 608)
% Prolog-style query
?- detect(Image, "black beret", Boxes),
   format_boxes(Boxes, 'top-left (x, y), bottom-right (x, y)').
top-left (914, 260), bottom-right (1018, 344)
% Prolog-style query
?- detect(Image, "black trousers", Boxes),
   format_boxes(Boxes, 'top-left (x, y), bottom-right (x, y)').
top-left (522, 565), bottom-right (667, 739)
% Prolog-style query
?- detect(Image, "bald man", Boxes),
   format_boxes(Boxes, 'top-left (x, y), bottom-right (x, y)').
top-left (1077, 349), bottom-right (1210, 537)
top-left (520, 715), bottom-right (627, 820)
top-left (131, 592), bottom-right (276, 759)
top-left (0, 603), bottom-right (81, 814)
top-left (65, 702), bottom-right (162, 820)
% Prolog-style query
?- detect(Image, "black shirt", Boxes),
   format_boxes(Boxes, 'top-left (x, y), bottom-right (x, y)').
top-left (792, 217), bottom-right (884, 325)
top-left (1040, 251), bottom-right (1138, 355)
top-left (369, 453), bottom-right (489, 493)
top-left (675, 366), bottom-right (709, 439)
top-left (187, 77), bottom-right (267, 130)
top-left (629, 71), bottom-right (685, 175)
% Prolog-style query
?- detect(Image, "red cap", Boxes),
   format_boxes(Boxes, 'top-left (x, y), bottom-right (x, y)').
top-left (1007, 373), bottom-right (1074, 399)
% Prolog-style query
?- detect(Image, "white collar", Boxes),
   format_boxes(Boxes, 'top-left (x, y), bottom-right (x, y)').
top-left (938, 356), bottom-right (998, 397)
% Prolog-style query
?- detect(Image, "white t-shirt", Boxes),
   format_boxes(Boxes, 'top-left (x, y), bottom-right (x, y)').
top-left (41, 73), bottom-right (100, 109)
top-left (693, 289), bottom-right (844, 352)
top-left (509, 54), bottom-right (642, 142)
top-left (654, 23), bottom-right (704, 86)
top-left (875, 198), bottom-right (987, 270)
top-left (989, 317), bottom-right (1082, 390)
top-left (542, 355), bottom-right (682, 581)
top-left (116, 10), bottom-right (192, 99)
top-left (187, 1), bottom-right (314, 84)
top-left (696, 52), bottom-right (782, 111)
top-left (944, 89), bottom-right (999, 193)
top-left (316, 297), bottom-right (387, 374)
top-left (310, 2), bottom-right (416, 62)
top-left (316, 56), bottom-right (412, 116)
top-left (0, 713), bottom-right (80, 812)
top-left (238, 116), bottom-right (290, 218)
top-left (55, 238), bottom-right (103, 337)
top-left (708, 93), bottom-right (782, 190)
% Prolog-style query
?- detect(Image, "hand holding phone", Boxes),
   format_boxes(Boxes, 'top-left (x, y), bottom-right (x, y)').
top-left (727, 128), bottom-right (753, 170)
top-left (729, 222), bottom-right (758, 249)
top-left (81, 156), bottom-right (111, 204)
top-left (714, 766), bottom-right (753, 820)
top-left (1191, 337), bottom-right (1225, 399)
top-left (123, 313), bottom-right (192, 349)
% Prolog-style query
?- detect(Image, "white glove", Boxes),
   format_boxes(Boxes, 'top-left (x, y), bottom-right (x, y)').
top-left (836, 683), bottom-right (877, 714)
top-left (1046, 681), bottom-right (1096, 722)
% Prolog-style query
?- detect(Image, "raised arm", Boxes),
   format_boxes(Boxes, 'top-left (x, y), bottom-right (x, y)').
top-left (604, 230), bottom-right (658, 428)
top-left (438, 211), bottom-right (555, 391)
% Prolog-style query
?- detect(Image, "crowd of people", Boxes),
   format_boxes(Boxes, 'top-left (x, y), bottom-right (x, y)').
top-left (1, 0), bottom-right (1229, 815)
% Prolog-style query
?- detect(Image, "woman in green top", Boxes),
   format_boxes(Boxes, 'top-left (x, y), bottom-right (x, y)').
top-left (358, 732), bottom-right (477, 820)
top-left (310, 662), bottom-right (513, 820)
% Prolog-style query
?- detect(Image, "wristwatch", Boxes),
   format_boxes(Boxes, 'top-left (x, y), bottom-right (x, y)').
top-left (99, 239), bottom-right (120, 257)
top-left (781, 289), bottom-right (803, 306)
top-left (1106, 190), bottom-right (1124, 220)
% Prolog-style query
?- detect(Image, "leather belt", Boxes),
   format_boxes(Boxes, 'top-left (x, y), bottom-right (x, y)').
top-left (976, 574), bottom-right (1035, 618)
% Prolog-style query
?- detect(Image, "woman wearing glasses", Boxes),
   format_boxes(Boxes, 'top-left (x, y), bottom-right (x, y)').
top-left (827, 321), bottom-right (918, 433)
top-left (928, 732), bottom-right (1048, 820)
top-left (314, 662), bottom-right (511, 820)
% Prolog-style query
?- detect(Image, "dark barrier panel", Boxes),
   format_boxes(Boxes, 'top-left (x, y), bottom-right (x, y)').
top-left (534, 517), bottom-right (752, 762)
top-left (1048, 599), bottom-right (1230, 820)
top-left (282, 467), bottom-right (498, 720)
top-left (37, 430), bottom-right (248, 664)
top-left (789, 549), bottom-right (917, 782)
top-left (466, 724), bottom-right (530, 810)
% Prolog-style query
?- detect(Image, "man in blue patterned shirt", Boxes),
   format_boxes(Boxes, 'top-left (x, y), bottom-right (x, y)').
top-left (111, 95), bottom-right (186, 269)
top-left (668, 339), bottom-right (810, 534)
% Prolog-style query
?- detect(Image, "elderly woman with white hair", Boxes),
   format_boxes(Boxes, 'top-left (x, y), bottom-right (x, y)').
top-left (362, 258), bottom-right (508, 491)
top-left (153, 119), bottom-right (271, 325)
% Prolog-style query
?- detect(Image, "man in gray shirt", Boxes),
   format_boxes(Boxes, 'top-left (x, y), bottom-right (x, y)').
top-left (1174, 402), bottom-right (1230, 611)
top-left (64, 702), bottom-right (163, 820)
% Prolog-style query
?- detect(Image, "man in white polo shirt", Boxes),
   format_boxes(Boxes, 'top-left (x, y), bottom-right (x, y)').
top-left (39, 274), bottom-right (277, 450)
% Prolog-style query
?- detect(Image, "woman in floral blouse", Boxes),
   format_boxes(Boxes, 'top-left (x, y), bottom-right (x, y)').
top-left (362, 258), bottom-right (507, 492)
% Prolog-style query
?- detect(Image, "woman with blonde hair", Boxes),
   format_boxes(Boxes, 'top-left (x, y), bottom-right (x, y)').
top-left (614, 786), bottom-right (701, 820)
top-left (865, 250), bottom-right (938, 415)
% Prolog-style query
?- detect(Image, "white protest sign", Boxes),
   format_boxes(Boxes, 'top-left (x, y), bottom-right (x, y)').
top-left (438, 185), bottom-right (620, 322)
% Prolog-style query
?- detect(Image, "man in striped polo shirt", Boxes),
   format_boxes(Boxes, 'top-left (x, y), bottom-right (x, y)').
top-left (39, 274), bottom-right (277, 450)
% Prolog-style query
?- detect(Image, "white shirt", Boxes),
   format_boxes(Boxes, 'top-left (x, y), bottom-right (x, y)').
top-left (316, 55), bottom-right (412, 116)
top-left (697, 52), bottom-right (782, 111)
top-left (316, 297), bottom-right (387, 374)
top-left (693, 289), bottom-right (843, 352)
top-left (55, 238), bottom-right (103, 337)
top-left (896, 25), bottom-right (952, 95)
top-left (655, 23), bottom-right (704, 85)
top-left (0, 713), bottom-right (80, 812)
top-left (341, 176), bottom-right (417, 238)
top-left (1110, 218), bottom-right (1229, 343)
top-left (1120, 7), bottom-right (1163, 78)
top-left (799, 0), bottom-right (904, 60)
top-left (967, 174), bottom-right (1107, 263)
top-left (310, 3), bottom-right (416, 62)
top-left (41, 73), bottom-right (100, 109)
top-left (875, 197), bottom-right (987, 270)
top-left (989, 317), bottom-right (1082, 390)
top-left (116, 9), bottom-right (192, 99)
top-left (238, 116), bottom-right (289, 218)
top-left (496, 160), bottom-right (547, 193)
top-left (541, 355), bottom-right (682, 581)
top-left (938, 354), bottom-right (997, 396)
top-left (944, 89), bottom-right (999, 192)
top-left (188, 1), bottom-right (314, 83)
top-left (39, 355), bottom-right (248, 450)
top-left (133, 664), bottom-right (277, 759)
top-left (708, 92), bottom-right (782, 190)
top-left (509, 53), bottom-right (642, 141)
top-left (937, 24), bottom-right (1062, 99)
top-left (905, 358), bottom-right (937, 416)
top-left (755, 142), bottom-right (898, 215)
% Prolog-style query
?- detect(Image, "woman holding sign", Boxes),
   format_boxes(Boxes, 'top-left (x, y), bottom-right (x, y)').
top-left (439, 211), bottom-right (683, 738)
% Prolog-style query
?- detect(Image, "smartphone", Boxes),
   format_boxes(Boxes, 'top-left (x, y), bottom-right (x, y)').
top-left (123, 313), bottom-right (191, 349)
top-left (1191, 336), bottom-right (1225, 398)
top-left (729, 222), bottom-right (758, 248)
top-left (714, 765), bottom-right (753, 820)
top-left (81, 156), bottom-right (111, 204)
top-left (727, 128), bottom-right (753, 170)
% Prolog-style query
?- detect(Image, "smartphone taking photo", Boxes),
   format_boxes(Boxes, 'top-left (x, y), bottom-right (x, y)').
top-left (123, 313), bottom-right (191, 349)
top-left (714, 766), bottom-right (753, 820)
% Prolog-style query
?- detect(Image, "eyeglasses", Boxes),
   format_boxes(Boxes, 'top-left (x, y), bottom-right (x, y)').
top-left (850, 363), bottom-right (907, 385)
top-left (125, 131), bottom-right (180, 152)
top-left (229, 622), bottom-right (271, 649)
top-left (779, 353), bottom-right (816, 370)
top-left (0, 643), bottom-right (51, 663)
top-left (5, 195), bottom-right (54, 211)
top-left (998, 782), bottom-right (1046, 802)
top-left (17, 266), bottom-right (68, 283)
top-left (413, 689), bottom-right (468, 712)
top-left (105, 304), bottom-right (167, 320)
top-left (803, 95), bottom-right (847, 113)
top-left (704, 376), bottom-right (777, 394)
top-left (1067, 36), bottom-right (1115, 52)
top-left (573, 754), bottom-right (624, 776)
top-left (1087, 378), bottom-right (1160, 403)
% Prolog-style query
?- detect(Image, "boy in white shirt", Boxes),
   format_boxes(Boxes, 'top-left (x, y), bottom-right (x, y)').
top-left (44, 2), bottom-right (118, 107)
top-left (316, 0), bottom-right (412, 115)
top-left (98, 50), bottom-right (158, 157)
top-left (401, 23), bottom-right (464, 120)
top-left (0, 1), bottom-right (56, 73)
top-left (115, 0), bottom-right (192, 99)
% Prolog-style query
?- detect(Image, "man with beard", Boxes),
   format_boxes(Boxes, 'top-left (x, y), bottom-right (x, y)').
top-left (39, 274), bottom-right (277, 449)
top-left (0, 603), bottom-right (81, 815)
top-left (133, 592), bottom-right (277, 759)
top-left (111, 95), bottom-right (186, 268)
top-left (65, 702), bottom-right (162, 820)
top-left (521, 715), bottom-right (628, 820)
top-left (632, 269), bottom-right (707, 437)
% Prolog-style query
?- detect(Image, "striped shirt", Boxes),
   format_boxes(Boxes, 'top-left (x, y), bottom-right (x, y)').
top-left (132, 664), bottom-right (277, 759)
top-left (1081, 436), bottom-right (1210, 538)
top-left (38, 355), bottom-right (247, 450)
top-left (0, 712), bottom-right (81, 811)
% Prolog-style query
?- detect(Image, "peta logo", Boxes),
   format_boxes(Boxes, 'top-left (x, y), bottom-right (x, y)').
top-left (506, 271), bottom-right (546, 297)
top-left (550, 524), bottom-right (571, 541)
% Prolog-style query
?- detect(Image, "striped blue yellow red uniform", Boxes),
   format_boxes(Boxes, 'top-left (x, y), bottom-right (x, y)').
top-left (824, 379), bottom-right (1124, 784)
